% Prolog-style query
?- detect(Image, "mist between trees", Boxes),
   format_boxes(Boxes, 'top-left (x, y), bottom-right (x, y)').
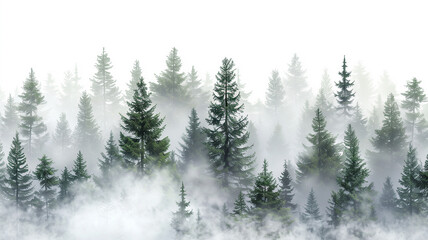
top-left (0, 47), bottom-right (428, 240)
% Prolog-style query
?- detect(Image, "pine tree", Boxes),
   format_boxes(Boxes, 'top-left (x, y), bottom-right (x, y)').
top-left (75, 91), bottom-right (101, 154)
top-left (171, 182), bottom-right (193, 235)
top-left (380, 177), bottom-right (397, 211)
top-left (302, 188), bottom-right (321, 221)
top-left (179, 108), bottom-right (207, 171)
top-left (265, 70), bottom-right (285, 113)
top-left (53, 113), bottom-right (72, 152)
top-left (401, 78), bottom-right (426, 143)
top-left (72, 151), bottom-right (90, 182)
top-left (205, 58), bottom-right (255, 191)
top-left (120, 77), bottom-right (170, 174)
top-left (2, 133), bottom-right (33, 209)
top-left (278, 160), bottom-right (296, 210)
top-left (151, 47), bottom-right (189, 106)
top-left (58, 167), bottom-right (72, 202)
top-left (90, 47), bottom-right (121, 125)
top-left (98, 131), bottom-right (122, 184)
top-left (249, 159), bottom-right (281, 211)
top-left (335, 56), bottom-right (355, 118)
top-left (232, 191), bottom-right (248, 216)
top-left (314, 87), bottom-right (334, 122)
top-left (1, 94), bottom-right (20, 141)
top-left (320, 69), bottom-right (334, 103)
top-left (297, 108), bottom-right (341, 183)
top-left (397, 145), bottom-right (424, 216)
top-left (34, 155), bottom-right (58, 220)
top-left (60, 67), bottom-right (82, 118)
top-left (18, 68), bottom-right (48, 157)
top-left (186, 66), bottom-right (209, 107)
top-left (353, 63), bottom-right (374, 114)
top-left (125, 60), bottom-right (142, 103)
top-left (327, 190), bottom-right (343, 227)
top-left (285, 54), bottom-right (309, 102)
top-left (417, 156), bottom-right (428, 200)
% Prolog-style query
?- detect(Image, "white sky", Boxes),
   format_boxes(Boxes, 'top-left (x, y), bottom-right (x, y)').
top-left (1, 0), bottom-right (428, 102)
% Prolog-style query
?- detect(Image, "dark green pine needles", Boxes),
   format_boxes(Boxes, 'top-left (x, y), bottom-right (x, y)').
top-left (335, 56), bottom-right (355, 118)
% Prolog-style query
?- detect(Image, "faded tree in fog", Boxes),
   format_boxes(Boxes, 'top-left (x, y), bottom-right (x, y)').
top-left (265, 70), bottom-right (285, 113)
top-left (353, 63), bottom-right (374, 114)
top-left (185, 66), bottom-right (209, 109)
top-left (278, 160), bottom-right (296, 210)
top-left (401, 77), bottom-right (426, 143)
top-left (285, 54), bottom-right (309, 103)
top-left (1, 94), bottom-right (19, 141)
top-left (302, 188), bottom-right (321, 222)
top-left (34, 155), bottom-right (58, 220)
top-left (379, 177), bottom-right (397, 212)
top-left (171, 182), bottom-right (193, 236)
top-left (60, 67), bottom-right (82, 117)
top-left (53, 113), bottom-right (72, 152)
top-left (125, 60), bottom-right (143, 103)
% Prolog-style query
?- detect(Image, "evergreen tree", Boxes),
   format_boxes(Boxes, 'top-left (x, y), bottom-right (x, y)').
top-left (401, 78), bottom-right (426, 142)
top-left (326, 191), bottom-right (343, 227)
top-left (302, 188), bottom-right (321, 221)
top-left (75, 91), bottom-right (101, 154)
top-left (351, 103), bottom-right (368, 141)
top-left (205, 58), bottom-right (255, 191)
top-left (314, 87), bottom-right (334, 122)
top-left (249, 159), bottom-right (281, 211)
top-left (320, 69), bottom-right (334, 103)
top-left (397, 145), bottom-right (424, 216)
top-left (43, 73), bottom-right (59, 107)
top-left (179, 108), bottom-right (207, 171)
top-left (60, 67), bottom-right (82, 118)
top-left (285, 54), bottom-right (309, 102)
top-left (297, 109), bottom-right (341, 183)
top-left (186, 66), bottom-right (209, 107)
top-left (2, 133), bottom-right (33, 209)
top-left (1, 94), bottom-right (20, 141)
top-left (151, 47), bottom-right (189, 105)
top-left (353, 63), bottom-right (374, 114)
top-left (265, 70), bottom-right (285, 113)
top-left (232, 191), bottom-right (248, 216)
top-left (90, 47), bottom-right (121, 125)
top-left (18, 68), bottom-right (48, 157)
top-left (53, 113), bottom-right (72, 152)
top-left (125, 60), bottom-right (142, 103)
top-left (380, 177), bottom-right (397, 211)
top-left (417, 156), bottom-right (428, 200)
top-left (278, 160), bottom-right (296, 210)
top-left (171, 182), bottom-right (193, 235)
top-left (58, 167), bottom-right (72, 202)
top-left (236, 69), bottom-right (252, 107)
top-left (335, 56), bottom-right (355, 118)
top-left (98, 131), bottom-right (122, 184)
top-left (120, 77), bottom-right (170, 174)
top-left (34, 155), bottom-right (58, 220)
top-left (72, 151), bottom-right (90, 182)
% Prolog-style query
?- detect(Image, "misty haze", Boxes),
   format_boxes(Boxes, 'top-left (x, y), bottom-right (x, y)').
top-left (1, 1), bottom-right (428, 240)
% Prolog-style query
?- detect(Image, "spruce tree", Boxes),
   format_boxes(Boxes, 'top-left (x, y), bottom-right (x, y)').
top-left (232, 191), bottom-right (248, 216)
top-left (53, 113), bottom-right (72, 152)
top-left (249, 159), bottom-right (281, 211)
top-left (417, 156), bottom-right (428, 200)
top-left (1, 94), bottom-right (20, 141)
top-left (302, 188), bottom-right (321, 221)
top-left (335, 56), bottom-right (355, 118)
top-left (125, 60), bottom-right (142, 103)
top-left (179, 108), bottom-right (207, 171)
top-left (171, 182), bottom-right (193, 235)
top-left (90, 47), bottom-right (121, 125)
top-left (151, 47), bottom-right (189, 105)
top-left (380, 177), bottom-right (397, 211)
top-left (278, 160), bottom-right (296, 210)
top-left (265, 70), bottom-right (285, 113)
top-left (120, 77), bottom-right (170, 174)
top-left (75, 91), bottom-right (101, 154)
top-left (2, 133), bottom-right (33, 209)
top-left (401, 78), bottom-right (426, 142)
top-left (58, 167), bottom-right (72, 202)
top-left (205, 58), bottom-right (255, 191)
top-left (397, 145), bottom-right (424, 216)
top-left (18, 68), bottom-right (48, 157)
top-left (186, 66), bottom-right (209, 107)
top-left (72, 151), bottom-right (90, 182)
top-left (98, 131), bottom-right (122, 184)
top-left (297, 108), bottom-right (341, 183)
top-left (34, 155), bottom-right (58, 220)
top-left (285, 54), bottom-right (309, 102)
top-left (327, 191), bottom-right (343, 227)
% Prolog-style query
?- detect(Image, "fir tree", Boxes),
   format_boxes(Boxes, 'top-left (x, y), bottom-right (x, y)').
top-left (171, 182), bottom-right (193, 235)
top-left (249, 159), bottom-right (281, 211)
top-left (186, 66), bottom-right (209, 107)
top-left (417, 156), bottom-right (428, 200)
top-left (53, 113), bottom-right (72, 152)
top-left (179, 108), bottom-right (207, 171)
top-left (205, 58), bottom-right (255, 191)
top-left (278, 160), bottom-right (296, 210)
top-left (120, 77), bottom-right (170, 174)
top-left (72, 151), bottom-right (90, 182)
top-left (90, 47), bottom-right (121, 125)
top-left (232, 191), bottom-right (248, 216)
top-left (1, 94), bottom-right (20, 141)
top-left (335, 56), bottom-right (355, 118)
top-left (151, 47), bottom-right (189, 106)
top-left (302, 188), bottom-right (321, 221)
top-left (380, 177), bottom-right (397, 211)
top-left (58, 167), bottom-right (72, 202)
top-left (265, 70), bottom-right (285, 113)
top-left (401, 78), bottom-right (426, 142)
top-left (397, 145), bottom-right (424, 216)
top-left (34, 155), bottom-right (58, 220)
top-left (2, 133), bottom-right (33, 209)
top-left (98, 131), bottom-right (122, 184)
top-left (18, 68), bottom-right (48, 157)
top-left (285, 54), bottom-right (309, 102)
top-left (297, 108), bottom-right (341, 183)
top-left (75, 91), bottom-right (101, 154)
top-left (125, 60), bottom-right (142, 103)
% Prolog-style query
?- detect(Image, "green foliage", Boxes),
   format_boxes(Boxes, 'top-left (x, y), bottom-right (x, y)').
top-left (186, 66), bottom-right (209, 108)
top-left (58, 167), bottom-right (72, 202)
top-left (249, 159), bottom-right (281, 211)
top-left (380, 177), bottom-right (397, 211)
top-left (98, 131), bottom-right (122, 185)
top-left (1, 94), bottom-right (20, 141)
top-left (265, 70), bottom-right (285, 112)
top-left (205, 58), bottom-right (255, 191)
top-left (120, 77), bottom-right (170, 175)
top-left (232, 191), bottom-right (248, 216)
top-left (72, 151), bottom-right (90, 182)
top-left (171, 182), bottom-right (193, 235)
top-left (417, 156), bottom-right (428, 200)
top-left (34, 155), bottom-right (58, 220)
top-left (302, 188), bottom-right (321, 222)
top-left (278, 160), bottom-right (296, 210)
top-left (335, 56), bottom-right (355, 117)
top-left (401, 78), bottom-right (427, 142)
top-left (125, 60), bottom-right (142, 103)
top-left (53, 113), bottom-right (72, 151)
top-left (75, 91), bottom-right (101, 153)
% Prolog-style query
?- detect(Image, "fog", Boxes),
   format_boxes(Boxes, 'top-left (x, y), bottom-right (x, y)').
top-left (1, 0), bottom-right (428, 239)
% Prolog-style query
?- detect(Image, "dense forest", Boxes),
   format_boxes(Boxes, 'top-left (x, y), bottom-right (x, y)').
top-left (0, 47), bottom-right (428, 240)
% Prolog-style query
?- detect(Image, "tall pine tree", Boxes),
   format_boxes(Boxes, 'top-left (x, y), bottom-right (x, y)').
top-left (34, 155), bottom-right (58, 220)
top-left (265, 70), bottom-right (285, 113)
top-left (278, 160), bottom-right (296, 210)
top-left (335, 56), bottom-right (355, 118)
